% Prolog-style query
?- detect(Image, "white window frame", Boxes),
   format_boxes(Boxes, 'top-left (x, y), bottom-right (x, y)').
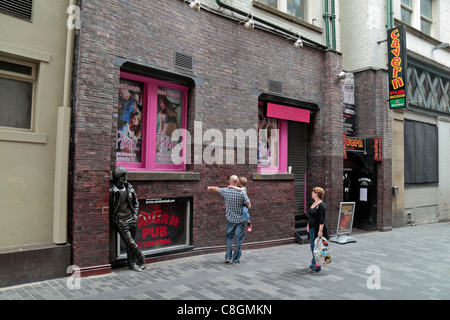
top-left (0, 56), bottom-right (36, 132)
top-left (268, 0), bottom-right (309, 22)
top-left (400, 0), bottom-right (434, 37)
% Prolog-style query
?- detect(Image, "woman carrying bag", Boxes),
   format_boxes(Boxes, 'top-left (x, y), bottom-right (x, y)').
top-left (306, 187), bottom-right (328, 273)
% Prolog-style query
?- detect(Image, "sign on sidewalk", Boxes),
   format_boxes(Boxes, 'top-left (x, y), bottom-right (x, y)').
top-left (330, 202), bottom-right (357, 244)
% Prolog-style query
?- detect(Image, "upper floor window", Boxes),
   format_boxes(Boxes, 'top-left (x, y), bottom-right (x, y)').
top-left (266, 0), bottom-right (308, 21)
top-left (420, 0), bottom-right (433, 36)
top-left (0, 57), bottom-right (36, 130)
top-left (401, 0), bottom-right (413, 24)
top-left (401, 0), bottom-right (433, 36)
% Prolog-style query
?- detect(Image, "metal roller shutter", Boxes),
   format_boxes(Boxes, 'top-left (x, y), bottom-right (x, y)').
top-left (288, 121), bottom-right (307, 215)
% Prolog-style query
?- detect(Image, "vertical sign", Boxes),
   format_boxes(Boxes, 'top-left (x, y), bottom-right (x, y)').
top-left (387, 25), bottom-right (407, 109)
top-left (374, 137), bottom-right (382, 161)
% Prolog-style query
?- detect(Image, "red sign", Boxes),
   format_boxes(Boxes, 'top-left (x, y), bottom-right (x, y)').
top-left (374, 137), bottom-right (382, 161)
top-left (345, 137), bottom-right (365, 152)
top-left (117, 197), bottom-right (192, 257)
top-left (266, 103), bottom-right (310, 123)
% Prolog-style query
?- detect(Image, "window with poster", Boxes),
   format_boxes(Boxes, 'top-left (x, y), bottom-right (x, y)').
top-left (257, 102), bottom-right (288, 173)
top-left (117, 197), bottom-right (193, 258)
top-left (116, 72), bottom-right (188, 171)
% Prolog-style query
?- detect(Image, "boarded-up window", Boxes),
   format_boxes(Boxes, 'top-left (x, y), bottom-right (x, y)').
top-left (404, 120), bottom-right (438, 184)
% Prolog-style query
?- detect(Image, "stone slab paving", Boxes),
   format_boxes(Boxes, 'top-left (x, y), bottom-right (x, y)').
top-left (1, 222), bottom-right (449, 300)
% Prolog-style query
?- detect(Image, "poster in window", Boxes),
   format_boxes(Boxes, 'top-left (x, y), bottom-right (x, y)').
top-left (117, 197), bottom-right (192, 257)
top-left (156, 86), bottom-right (183, 164)
top-left (258, 107), bottom-right (279, 167)
top-left (116, 79), bottom-right (144, 163)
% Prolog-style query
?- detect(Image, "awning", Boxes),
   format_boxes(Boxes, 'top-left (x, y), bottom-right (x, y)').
top-left (259, 93), bottom-right (320, 123)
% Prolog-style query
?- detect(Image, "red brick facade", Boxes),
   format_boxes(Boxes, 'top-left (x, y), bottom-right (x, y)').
top-left (69, 0), bottom-right (390, 275)
top-left (353, 69), bottom-right (393, 231)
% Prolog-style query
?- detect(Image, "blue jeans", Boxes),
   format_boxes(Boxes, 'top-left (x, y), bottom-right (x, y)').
top-left (309, 228), bottom-right (321, 271)
top-left (225, 220), bottom-right (246, 263)
top-left (242, 205), bottom-right (250, 221)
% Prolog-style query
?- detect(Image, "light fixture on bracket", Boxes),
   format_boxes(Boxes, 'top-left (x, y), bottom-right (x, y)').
top-left (432, 42), bottom-right (449, 52)
top-left (338, 71), bottom-right (347, 79)
top-left (293, 33), bottom-right (303, 48)
top-left (244, 13), bottom-right (255, 29)
top-left (189, 0), bottom-right (201, 11)
top-left (332, 61), bottom-right (345, 78)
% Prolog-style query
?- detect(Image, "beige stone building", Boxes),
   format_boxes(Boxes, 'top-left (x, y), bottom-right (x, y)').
top-left (0, 0), bottom-right (74, 286)
top-left (339, 0), bottom-right (450, 227)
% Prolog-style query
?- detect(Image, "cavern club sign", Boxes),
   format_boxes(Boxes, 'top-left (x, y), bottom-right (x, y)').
top-left (345, 136), bottom-right (366, 152)
top-left (387, 25), bottom-right (407, 109)
top-left (117, 197), bottom-right (193, 258)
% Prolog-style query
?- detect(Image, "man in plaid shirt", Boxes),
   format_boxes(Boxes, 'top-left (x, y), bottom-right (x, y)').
top-left (208, 175), bottom-right (251, 264)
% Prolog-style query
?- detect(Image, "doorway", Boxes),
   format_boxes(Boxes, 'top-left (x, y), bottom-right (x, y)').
top-left (344, 149), bottom-right (377, 231)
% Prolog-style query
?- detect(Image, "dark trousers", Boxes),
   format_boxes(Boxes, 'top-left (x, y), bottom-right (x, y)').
top-left (114, 217), bottom-right (144, 265)
top-left (309, 228), bottom-right (321, 271)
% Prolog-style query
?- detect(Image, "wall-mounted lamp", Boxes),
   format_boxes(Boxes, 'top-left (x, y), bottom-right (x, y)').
top-left (189, 0), bottom-right (201, 11)
top-left (432, 42), bottom-right (449, 51)
top-left (244, 13), bottom-right (255, 29)
top-left (294, 33), bottom-right (303, 48)
top-left (338, 71), bottom-right (347, 79)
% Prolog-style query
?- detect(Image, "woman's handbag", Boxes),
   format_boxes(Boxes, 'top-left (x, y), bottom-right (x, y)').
top-left (313, 237), bottom-right (332, 266)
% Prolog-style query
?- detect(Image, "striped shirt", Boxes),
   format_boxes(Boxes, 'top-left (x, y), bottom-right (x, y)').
top-left (218, 188), bottom-right (250, 223)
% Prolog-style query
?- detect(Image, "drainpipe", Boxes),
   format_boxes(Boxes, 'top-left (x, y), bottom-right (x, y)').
top-left (389, 0), bottom-right (394, 29)
top-left (331, 0), bottom-right (336, 50)
top-left (323, 0), bottom-right (330, 48)
top-left (53, 0), bottom-right (75, 244)
top-left (386, 0), bottom-right (394, 29)
top-left (214, 0), bottom-right (328, 50)
top-left (386, 0), bottom-right (390, 28)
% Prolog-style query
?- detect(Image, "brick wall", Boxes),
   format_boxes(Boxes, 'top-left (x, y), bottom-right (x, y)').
top-left (70, 0), bottom-right (343, 271)
top-left (306, 51), bottom-right (344, 233)
top-left (354, 69), bottom-right (393, 231)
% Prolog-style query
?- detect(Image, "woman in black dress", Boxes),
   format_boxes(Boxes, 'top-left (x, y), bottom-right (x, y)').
top-left (306, 187), bottom-right (328, 273)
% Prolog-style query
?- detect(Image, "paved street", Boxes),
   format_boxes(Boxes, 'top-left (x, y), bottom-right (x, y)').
top-left (1, 222), bottom-right (449, 301)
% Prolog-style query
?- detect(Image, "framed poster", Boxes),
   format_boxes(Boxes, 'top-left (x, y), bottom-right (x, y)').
top-left (117, 197), bottom-right (193, 258)
top-left (116, 79), bottom-right (144, 164)
top-left (336, 202), bottom-right (356, 235)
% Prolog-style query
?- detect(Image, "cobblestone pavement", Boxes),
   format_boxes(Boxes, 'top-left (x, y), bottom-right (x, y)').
top-left (1, 222), bottom-right (449, 300)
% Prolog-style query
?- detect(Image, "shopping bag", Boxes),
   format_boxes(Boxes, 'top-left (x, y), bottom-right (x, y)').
top-left (313, 237), bottom-right (332, 266)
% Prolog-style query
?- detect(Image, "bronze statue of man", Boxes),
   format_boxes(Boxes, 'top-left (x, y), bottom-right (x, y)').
top-left (110, 165), bottom-right (146, 272)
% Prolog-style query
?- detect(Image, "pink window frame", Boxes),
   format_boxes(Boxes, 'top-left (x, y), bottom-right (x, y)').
top-left (117, 72), bottom-right (188, 172)
top-left (257, 117), bottom-right (288, 174)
